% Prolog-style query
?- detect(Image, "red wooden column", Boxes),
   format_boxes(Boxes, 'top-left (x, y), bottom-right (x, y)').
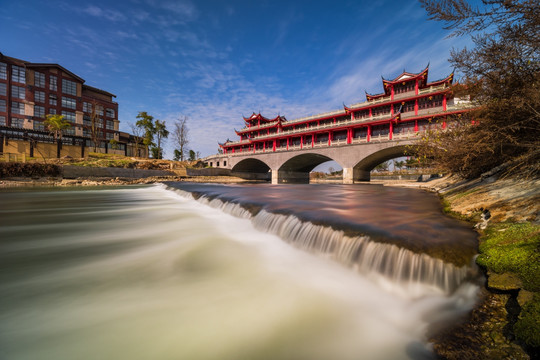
top-left (389, 122), bottom-right (393, 140)
top-left (415, 79), bottom-right (419, 95)
top-left (300, 135), bottom-right (303, 149)
top-left (391, 85), bottom-right (394, 100)
top-left (415, 99), bottom-right (419, 115)
top-left (273, 139), bottom-right (276, 152)
top-left (367, 125), bottom-right (371, 142)
top-left (442, 116), bottom-right (447, 129)
top-left (414, 120), bottom-right (418, 132)
top-left (328, 131), bottom-right (332, 146)
top-left (369, 108), bottom-right (372, 117)
top-left (263, 141), bottom-right (266, 152)
top-left (347, 128), bottom-right (352, 144)
top-left (312, 134), bottom-right (315, 148)
top-left (286, 137), bottom-right (289, 150)
top-left (442, 94), bottom-right (447, 111)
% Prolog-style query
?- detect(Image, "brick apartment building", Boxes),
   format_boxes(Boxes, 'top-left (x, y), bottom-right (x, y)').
top-left (0, 52), bottom-right (146, 158)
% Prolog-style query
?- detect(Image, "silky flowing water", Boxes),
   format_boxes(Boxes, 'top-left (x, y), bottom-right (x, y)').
top-left (0, 184), bottom-right (481, 360)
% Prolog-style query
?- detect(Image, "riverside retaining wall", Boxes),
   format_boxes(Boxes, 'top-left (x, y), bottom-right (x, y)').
top-left (63, 165), bottom-right (175, 179)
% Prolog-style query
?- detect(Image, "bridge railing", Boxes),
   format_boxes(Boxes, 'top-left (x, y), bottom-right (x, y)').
top-left (224, 131), bottom-right (423, 157)
top-left (247, 113), bottom-right (396, 141)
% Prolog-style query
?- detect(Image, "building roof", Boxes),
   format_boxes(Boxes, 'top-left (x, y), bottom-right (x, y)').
top-left (82, 84), bottom-right (117, 98)
top-left (25, 63), bottom-right (85, 83)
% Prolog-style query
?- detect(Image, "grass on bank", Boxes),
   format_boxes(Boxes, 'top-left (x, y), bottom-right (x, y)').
top-left (476, 222), bottom-right (540, 348)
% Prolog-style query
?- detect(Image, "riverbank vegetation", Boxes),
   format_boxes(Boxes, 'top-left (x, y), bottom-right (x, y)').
top-left (419, 0), bottom-right (539, 179)
top-left (419, 0), bottom-right (540, 357)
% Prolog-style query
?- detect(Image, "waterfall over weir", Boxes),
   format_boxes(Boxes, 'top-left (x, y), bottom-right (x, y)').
top-left (163, 184), bottom-right (475, 296)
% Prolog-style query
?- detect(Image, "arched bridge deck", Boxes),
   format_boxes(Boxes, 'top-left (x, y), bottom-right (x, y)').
top-left (205, 137), bottom-right (418, 184)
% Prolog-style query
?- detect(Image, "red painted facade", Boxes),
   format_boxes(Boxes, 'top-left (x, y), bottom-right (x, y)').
top-left (219, 65), bottom-right (471, 155)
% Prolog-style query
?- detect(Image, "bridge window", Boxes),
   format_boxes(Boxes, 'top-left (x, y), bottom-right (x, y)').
top-left (217, 161), bottom-right (220, 167)
top-left (394, 81), bottom-right (415, 94)
top-left (223, 161), bottom-right (227, 166)
top-left (354, 128), bottom-right (367, 139)
top-left (316, 134), bottom-right (328, 143)
top-left (394, 122), bottom-right (415, 134)
top-left (372, 124), bottom-right (389, 137)
top-left (372, 105), bottom-right (390, 117)
top-left (334, 130), bottom-right (347, 141)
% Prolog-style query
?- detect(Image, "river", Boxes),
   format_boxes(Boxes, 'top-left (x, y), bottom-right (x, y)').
top-left (0, 183), bottom-right (481, 360)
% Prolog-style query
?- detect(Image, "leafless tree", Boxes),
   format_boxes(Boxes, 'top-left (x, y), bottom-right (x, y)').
top-left (417, 0), bottom-right (540, 178)
top-left (89, 101), bottom-right (104, 153)
top-left (130, 123), bottom-right (145, 158)
top-left (172, 116), bottom-right (189, 161)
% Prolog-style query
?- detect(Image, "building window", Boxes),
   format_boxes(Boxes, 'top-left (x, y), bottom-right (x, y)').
top-left (0, 99), bottom-right (5, 113)
top-left (0, 116), bottom-right (5, 126)
top-left (11, 117), bottom-right (24, 128)
top-left (11, 101), bottom-right (25, 115)
top-left (49, 93), bottom-right (57, 106)
top-left (50, 75), bottom-right (58, 91)
top-left (83, 102), bottom-right (92, 113)
top-left (35, 72), bottom-right (45, 87)
top-left (12, 65), bottom-right (26, 83)
top-left (106, 120), bottom-right (114, 130)
top-left (83, 128), bottom-right (91, 137)
top-left (35, 90), bottom-right (45, 103)
top-left (0, 83), bottom-right (6, 96)
top-left (65, 127), bottom-right (75, 135)
top-left (61, 110), bottom-right (76, 122)
top-left (106, 132), bottom-right (113, 140)
top-left (33, 121), bottom-right (45, 131)
top-left (106, 108), bottom-right (115, 118)
top-left (34, 105), bottom-right (45, 118)
top-left (0, 62), bottom-right (6, 80)
top-left (11, 85), bottom-right (25, 99)
top-left (61, 96), bottom-right (77, 110)
top-left (62, 78), bottom-right (77, 95)
top-left (49, 108), bottom-right (57, 115)
top-left (83, 115), bottom-right (92, 126)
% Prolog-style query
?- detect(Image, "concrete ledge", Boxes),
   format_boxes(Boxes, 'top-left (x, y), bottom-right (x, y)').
top-left (63, 165), bottom-right (175, 179)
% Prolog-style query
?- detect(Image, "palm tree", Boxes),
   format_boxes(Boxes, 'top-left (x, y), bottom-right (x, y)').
top-left (44, 114), bottom-right (71, 158)
top-left (154, 119), bottom-right (169, 159)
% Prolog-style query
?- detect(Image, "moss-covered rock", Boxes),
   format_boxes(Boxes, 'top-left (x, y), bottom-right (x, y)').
top-left (514, 293), bottom-right (540, 349)
top-left (476, 222), bottom-right (540, 292)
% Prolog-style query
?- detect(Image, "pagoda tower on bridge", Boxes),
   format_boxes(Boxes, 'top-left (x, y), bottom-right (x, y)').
top-left (219, 65), bottom-right (470, 155)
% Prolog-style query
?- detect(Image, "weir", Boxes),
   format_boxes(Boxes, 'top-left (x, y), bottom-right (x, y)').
top-left (166, 184), bottom-right (477, 295)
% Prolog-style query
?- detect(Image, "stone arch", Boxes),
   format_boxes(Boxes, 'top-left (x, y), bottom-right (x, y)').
top-left (353, 145), bottom-right (417, 181)
top-left (276, 153), bottom-right (339, 183)
top-left (231, 158), bottom-right (271, 181)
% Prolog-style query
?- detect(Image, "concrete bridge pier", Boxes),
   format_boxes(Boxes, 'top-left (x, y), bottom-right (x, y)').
top-left (343, 168), bottom-right (371, 183)
top-left (271, 170), bottom-right (310, 184)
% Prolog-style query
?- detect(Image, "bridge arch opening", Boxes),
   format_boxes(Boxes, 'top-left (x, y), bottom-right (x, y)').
top-left (277, 153), bottom-right (341, 184)
top-left (352, 145), bottom-right (418, 182)
top-left (231, 158), bottom-right (271, 181)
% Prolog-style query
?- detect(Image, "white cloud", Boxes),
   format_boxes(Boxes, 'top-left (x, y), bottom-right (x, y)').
top-left (83, 5), bottom-right (127, 22)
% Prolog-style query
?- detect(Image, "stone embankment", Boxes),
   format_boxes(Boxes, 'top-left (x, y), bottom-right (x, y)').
top-left (398, 175), bottom-right (539, 359)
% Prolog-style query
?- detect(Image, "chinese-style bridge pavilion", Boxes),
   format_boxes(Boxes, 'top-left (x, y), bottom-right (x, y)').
top-left (219, 65), bottom-right (469, 155)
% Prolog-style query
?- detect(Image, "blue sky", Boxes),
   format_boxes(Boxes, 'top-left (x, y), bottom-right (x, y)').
top-left (1, 0), bottom-right (469, 159)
